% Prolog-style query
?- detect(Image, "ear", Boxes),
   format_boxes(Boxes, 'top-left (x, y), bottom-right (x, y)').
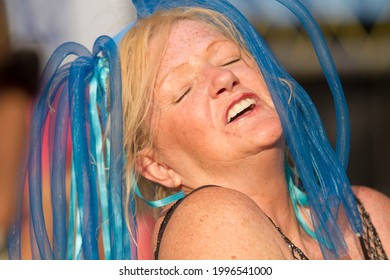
top-left (137, 154), bottom-right (182, 189)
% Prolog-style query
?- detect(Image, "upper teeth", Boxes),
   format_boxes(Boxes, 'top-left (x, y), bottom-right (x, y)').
top-left (227, 98), bottom-right (256, 123)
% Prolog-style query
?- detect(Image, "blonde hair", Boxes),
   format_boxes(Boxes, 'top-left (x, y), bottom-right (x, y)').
top-left (119, 7), bottom-right (249, 217)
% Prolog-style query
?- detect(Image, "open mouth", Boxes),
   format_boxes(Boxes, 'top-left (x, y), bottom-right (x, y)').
top-left (227, 98), bottom-right (256, 124)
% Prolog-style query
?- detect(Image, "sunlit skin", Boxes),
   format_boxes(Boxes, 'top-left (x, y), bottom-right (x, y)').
top-left (138, 20), bottom-right (390, 259)
top-left (146, 20), bottom-right (285, 192)
top-left (139, 19), bottom-right (306, 258)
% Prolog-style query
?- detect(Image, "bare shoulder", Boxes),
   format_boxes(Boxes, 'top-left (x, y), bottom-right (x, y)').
top-left (352, 186), bottom-right (390, 215)
top-left (352, 186), bottom-right (390, 254)
top-left (154, 186), bottom-right (290, 260)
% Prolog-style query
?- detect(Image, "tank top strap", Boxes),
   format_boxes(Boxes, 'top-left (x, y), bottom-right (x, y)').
top-left (355, 197), bottom-right (388, 260)
top-left (154, 185), bottom-right (219, 260)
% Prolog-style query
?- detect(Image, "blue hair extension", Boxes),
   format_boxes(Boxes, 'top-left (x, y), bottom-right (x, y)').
top-left (51, 75), bottom-right (71, 260)
top-left (285, 164), bottom-right (316, 240)
top-left (134, 179), bottom-right (185, 208)
top-left (89, 58), bottom-right (111, 259)
top-left (93, 36), bottom-right (134, 260)
top-left (281, 1), bottom-right (350, 166)
top-left (69, 55), bottom-right (100, 260)
top-left (25, 43), bottom-right (90, 260)
top-left (67, 159), bottom-right (82, 259)
top-left (129, 0), bottom-right (362, 259)
top-left (272, 1), bottom-right (362, 247)
top-left (8, 34), bottom-right (137, 259)
top-left (8, 0), bottom-right (362, 260)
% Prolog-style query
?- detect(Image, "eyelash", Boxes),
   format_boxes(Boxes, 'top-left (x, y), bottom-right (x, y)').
top-left (221, 57), bottom-right (241, 66)
top-left (174, 87), bottom-right (191, 104)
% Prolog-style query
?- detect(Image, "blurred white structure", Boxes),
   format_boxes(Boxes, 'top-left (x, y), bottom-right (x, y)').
top-left (4, 0), bottom-right (135, 63)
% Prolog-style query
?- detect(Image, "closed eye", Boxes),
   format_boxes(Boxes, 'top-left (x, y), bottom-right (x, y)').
top-left (174, 87), bottom-right (191, 104)
top-left (221, 57), bottom-right (241, 67)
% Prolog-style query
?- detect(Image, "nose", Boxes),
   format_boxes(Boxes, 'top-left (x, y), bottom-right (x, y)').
top-left (210, 67), bottom-right (239, 98)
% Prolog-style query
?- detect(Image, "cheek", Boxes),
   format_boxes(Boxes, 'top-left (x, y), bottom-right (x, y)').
top-left (239, 62), bottom-right (274, 106)
top-left (156, 107), bottom-right (210, 153)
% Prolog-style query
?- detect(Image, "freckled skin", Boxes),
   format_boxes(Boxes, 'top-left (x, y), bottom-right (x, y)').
top-left (151, 19), bottom-right (283, 189)
top-left (147, 20), bottom-right (292, 260)
top-left (145, 19), bottom-right (390, 260)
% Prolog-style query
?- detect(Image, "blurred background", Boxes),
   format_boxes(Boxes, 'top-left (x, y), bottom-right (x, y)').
top-left (0, 0), bottom-right (134, 259)
top-left (0, 1), bottom-right (389, 257)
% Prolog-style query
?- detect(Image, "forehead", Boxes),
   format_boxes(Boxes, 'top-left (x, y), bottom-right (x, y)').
top-left (155, 20), bottom-right (230, 79)
top-left (166, 19), bottom-right (225, 49)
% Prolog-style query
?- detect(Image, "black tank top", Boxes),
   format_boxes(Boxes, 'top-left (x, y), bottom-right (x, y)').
top-left (154, 186), bottom-right (388, 260)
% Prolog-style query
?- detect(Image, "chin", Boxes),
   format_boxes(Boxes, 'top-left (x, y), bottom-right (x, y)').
top-left (251, 116), bottom-right (284, 148)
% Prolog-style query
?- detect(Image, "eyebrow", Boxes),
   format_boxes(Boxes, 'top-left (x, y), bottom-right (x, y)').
top-left (158, 39), bottom-right (234, 86)
top-left (206, 39), bottom-right (232, 52)
top-left (158, 62), bottom-right (189, 87)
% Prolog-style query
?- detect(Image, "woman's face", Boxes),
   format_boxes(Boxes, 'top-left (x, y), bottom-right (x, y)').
top-left (148, 20), bottom-right (283, 186)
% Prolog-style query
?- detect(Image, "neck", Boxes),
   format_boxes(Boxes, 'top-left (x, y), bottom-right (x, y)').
top-left (181, 140), bottom-right (324, 258)
top-left (186, 141), bottom-right (300, 236)
top-left (234, 148), bottom-right (297, 231)
top-left (219, 151), bottom-right (317, 256)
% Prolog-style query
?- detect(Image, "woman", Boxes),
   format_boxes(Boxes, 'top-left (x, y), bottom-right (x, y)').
top-left (8, 0), bottom-right (389, 260)
top-left (119, 5), bottom-right (389, 260)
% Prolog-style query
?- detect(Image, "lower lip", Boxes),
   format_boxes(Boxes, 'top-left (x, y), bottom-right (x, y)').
top-left (227, 104), bottom-right (259, 125)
